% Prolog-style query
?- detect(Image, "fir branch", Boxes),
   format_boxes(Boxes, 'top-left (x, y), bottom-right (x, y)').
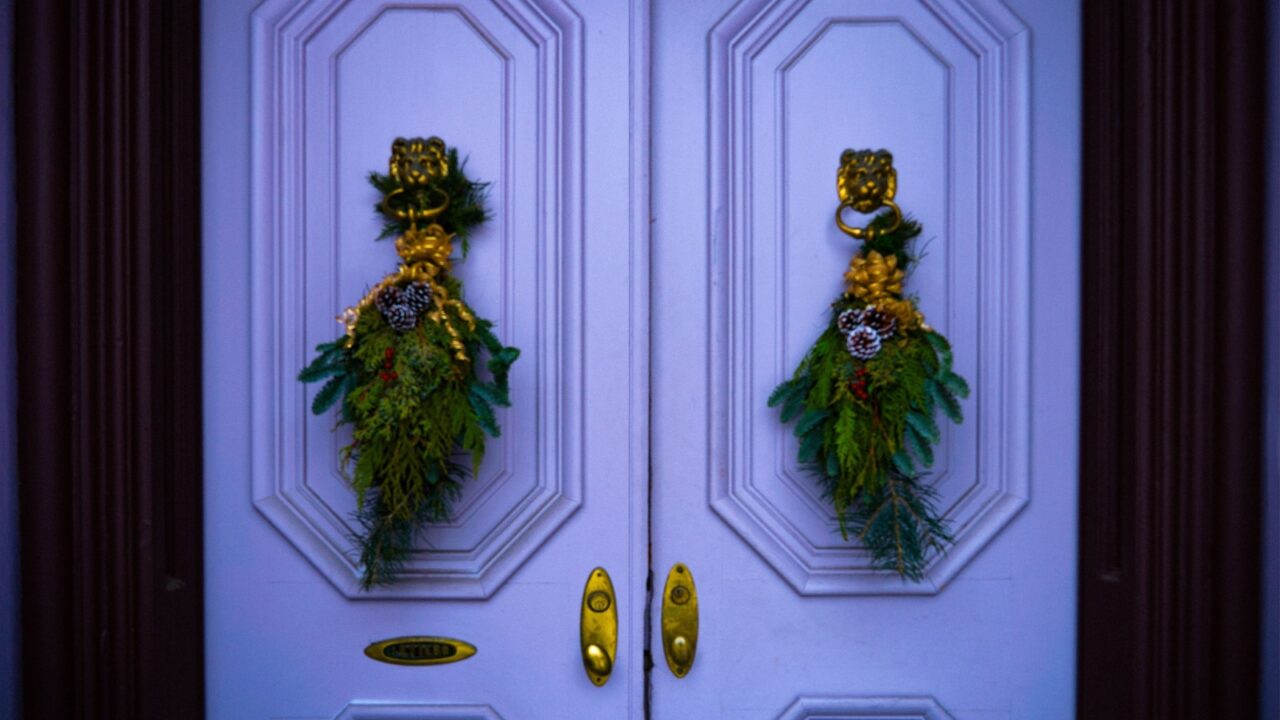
top-left (903, 422), bottom-right (935, 468)
top-left (905, 410), bottom-right (941, 444)
top-left (311, 375), bottom-right (347, 415)
top-left (847, 472), bottom-right (952, 581)
top-left (861, 212), bottom-right (923, 270)
top-left (891, 449), bottom-right (915, 477)
top-left (300, 335), bottom-right (362, 414)
top-left (939, 369), bottom-right (970, 398)
top-left (794, 409), bottom-right (832, 439)
top-left (469, 380), bottom-right (510, 410)
top-left (351, 483), bottom-right (462, 590)
top-left (923, 330), bottom-right (953, 370)
top-left (927, 377), bottom-right (964, 424)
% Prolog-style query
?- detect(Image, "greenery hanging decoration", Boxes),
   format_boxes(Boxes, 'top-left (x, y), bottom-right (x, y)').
top-left (769, 149), bottom-right (969, 580)
top-left (299, 137), bottom-right (519, 590)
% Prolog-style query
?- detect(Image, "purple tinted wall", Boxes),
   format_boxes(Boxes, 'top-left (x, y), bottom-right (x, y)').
top-left (0, 0), bottom-right (18, 714)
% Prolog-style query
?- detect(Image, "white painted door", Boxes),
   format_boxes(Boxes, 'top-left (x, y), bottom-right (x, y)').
top-left (649, 0), bottom-right (1079, 718)
top-left (202, 0), bottom-right (647, 717)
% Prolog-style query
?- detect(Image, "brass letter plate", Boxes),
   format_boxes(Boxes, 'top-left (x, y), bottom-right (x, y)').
top-left (364, 636), bottom-right (476, 666)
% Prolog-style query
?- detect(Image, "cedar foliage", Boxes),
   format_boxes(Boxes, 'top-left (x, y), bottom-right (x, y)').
top-left (769, 211), bottom-right (968, 580)
top-left (299, 151), bottom-right (518, 589)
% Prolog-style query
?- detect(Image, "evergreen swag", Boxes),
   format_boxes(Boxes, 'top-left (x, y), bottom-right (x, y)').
top-left (769, 210), bottom-right (969, 581)
top-left (299, 137), bottom-right (518, 589)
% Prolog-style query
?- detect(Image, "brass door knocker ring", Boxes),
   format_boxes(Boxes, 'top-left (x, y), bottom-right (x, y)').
top-left (836, 197), bottom-right (902, 240)
top-left (379, 186), bottom-right (450, 223)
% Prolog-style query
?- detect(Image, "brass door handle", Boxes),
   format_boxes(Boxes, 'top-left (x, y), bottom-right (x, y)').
top-left (661, 563), bottom-right (698, 677)
top-left (580, 567), bottom-right (617, 686)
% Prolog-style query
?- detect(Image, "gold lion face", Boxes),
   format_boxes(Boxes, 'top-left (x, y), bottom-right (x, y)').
top-left (837, 149), bottom-right (896, 213)
top-left (389, 136), bottom-right (449, 187)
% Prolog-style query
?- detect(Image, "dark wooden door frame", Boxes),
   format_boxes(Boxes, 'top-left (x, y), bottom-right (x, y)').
top-left (14, 0), bottom-right (204, 717)
top-left (11, 0), bottom-right (1268, 717)
top-left (1077, 0), bottom-right (1269, 717)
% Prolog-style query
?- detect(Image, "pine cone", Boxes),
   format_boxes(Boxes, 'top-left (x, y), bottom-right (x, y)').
top-left (859, 306), bottom-right (898, 339)
top-left (836, 308), bottom-right (863, 335)
top-left (384, 305), bottom-right (419, 332)
top-left (375, 285), bottom-right (421, 332)
top-left (374, 285), bottom-right (402, 314)
top-left (846, 325), bottom-right (882, 360)
top-left (401, 281), bottom-right (433, 313)
top-left (878, 297), bottom-right (927, 333)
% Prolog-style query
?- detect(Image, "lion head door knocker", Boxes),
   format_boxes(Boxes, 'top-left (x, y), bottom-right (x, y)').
top-left (769, 149), bottom-right (970, 580)
top-left (835, 148), bottom-right (901, 239)
top-left (299, 137), bottom-right (519, 589)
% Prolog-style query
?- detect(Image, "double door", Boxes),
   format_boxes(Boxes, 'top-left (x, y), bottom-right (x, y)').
top-left (203, 0), bottom-right (1079, 717)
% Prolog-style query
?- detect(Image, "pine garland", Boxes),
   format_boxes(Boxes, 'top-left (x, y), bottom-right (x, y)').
top-left (299, 138), bottom-right (518, 589)
top-left (770, 210), bottom-right (969, 581)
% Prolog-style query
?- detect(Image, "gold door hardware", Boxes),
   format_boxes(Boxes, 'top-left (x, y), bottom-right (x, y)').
top-left (835, 148), bottom-right (902, 240)
top-left (661, 563), bottom-right (699, 678)
top-left (580, 567), bottom-right (618, 686)
top-left (363, 636), bottom-right (476, 666)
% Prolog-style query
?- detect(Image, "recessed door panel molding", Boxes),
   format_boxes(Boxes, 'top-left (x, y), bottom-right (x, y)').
top-left (249, 0), bottom-right (585, 598)
top-left (707, 0), bottom-right (1031, 595)
top-left (334, 702), bottom-right (504, 720)
top-left (776, 695), bottom-right (955, 720)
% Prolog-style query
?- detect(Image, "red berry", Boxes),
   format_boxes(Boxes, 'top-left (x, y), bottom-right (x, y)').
top-left (384, 348), bottom-right (394, 358)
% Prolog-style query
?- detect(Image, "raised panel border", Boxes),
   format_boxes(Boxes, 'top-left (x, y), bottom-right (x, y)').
top-left (335, 702), bottom-right (504, 720)
top-left (707, 0), bottom-right (1031, 595)
top-left (249, 0), bottom-right (585, 599)
top-left (777, 695), bottom-right (954, 720)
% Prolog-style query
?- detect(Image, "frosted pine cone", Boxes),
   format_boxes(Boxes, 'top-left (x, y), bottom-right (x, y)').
top-left (401, 281), bottom-right (433, 314)
top-left (375, 285), bottom-right (421, 332)
top-left (846, 325), bottom-right (882, 360)
top-left (382, 304), bottom-right (418, 332)
top-left (858, 306), bottom-right (898, 339)
top-left (374, 285), bottom-right (402, 314)
top-left (836, 308), bottom-right (863, 335)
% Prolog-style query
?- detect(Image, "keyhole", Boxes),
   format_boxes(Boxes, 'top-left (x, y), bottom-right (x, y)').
top-left (587, 591), bottom-right (612, 613)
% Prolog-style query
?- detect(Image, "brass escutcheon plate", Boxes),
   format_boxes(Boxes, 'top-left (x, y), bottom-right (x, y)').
top-left (580, 567), bottom-right (618, 686)
top-left (661, 563), bottom-right (699, 678)
top-left (363, 636), bottom-right (476, 666)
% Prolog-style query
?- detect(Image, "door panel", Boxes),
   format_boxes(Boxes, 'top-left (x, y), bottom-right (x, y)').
top-left (251, 0), bottom-right (585, 600)
top-left (204, 0), bottom-right (647, 716)
top-left (652, 0), bottom-right (1077, 716)
top-left (704, 0), bottom-right (1030, 596)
